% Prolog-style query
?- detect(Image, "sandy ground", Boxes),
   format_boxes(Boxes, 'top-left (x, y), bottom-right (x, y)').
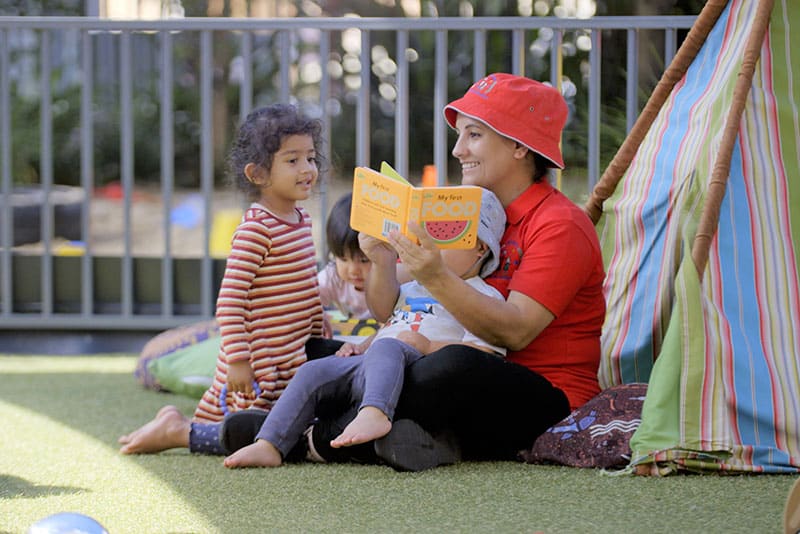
top-left (15, 178), bottom-right (353, 261)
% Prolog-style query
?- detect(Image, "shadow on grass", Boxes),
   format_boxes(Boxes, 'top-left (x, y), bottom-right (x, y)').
top-left (0, 474), bottom-right (85, 499)
top-left (0, 357), bottom-right (794, 533)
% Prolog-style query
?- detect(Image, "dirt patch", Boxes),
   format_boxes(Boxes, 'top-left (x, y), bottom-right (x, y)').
top-left (13, 178), bottom-right (353, 261)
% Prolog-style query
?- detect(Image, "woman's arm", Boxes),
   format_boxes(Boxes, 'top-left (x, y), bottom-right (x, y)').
top-left (358, 233), bottom-right (401, 322)
top-left (388, 223), bottom-right (554, 351)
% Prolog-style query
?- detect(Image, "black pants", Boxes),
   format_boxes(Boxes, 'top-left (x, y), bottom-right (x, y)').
top-left (305, 337), bottom-right (345, 361)
top-left (313, 344), bottom-right (570, 462)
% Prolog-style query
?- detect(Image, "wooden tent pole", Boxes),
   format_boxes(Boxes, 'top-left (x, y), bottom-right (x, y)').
top-left (583, 0), bottom-right (730, 224)
top-left (691, 0), bottom-right (774, 276)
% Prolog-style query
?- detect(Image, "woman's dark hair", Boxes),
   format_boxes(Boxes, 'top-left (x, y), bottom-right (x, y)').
top-left (226, 104), bottom-right (325, 201)
top-left (532, 153), bottom-right (552, 183)
top-left (326, 193), bottom-right (362, 259)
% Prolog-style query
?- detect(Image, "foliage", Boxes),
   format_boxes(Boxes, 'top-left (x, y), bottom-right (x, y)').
top-left (0, 0), bottom-right (82, 16)
top-left (3, 0), bottom-right (702, 188)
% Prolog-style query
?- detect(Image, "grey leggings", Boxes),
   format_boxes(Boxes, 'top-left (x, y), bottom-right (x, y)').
top-left (255, 337), bottom-right (423, 458)
top-left (188, 336), bottom-right (345, 454)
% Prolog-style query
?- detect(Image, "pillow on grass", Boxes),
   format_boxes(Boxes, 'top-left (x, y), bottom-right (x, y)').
top-left (146, 336), bottom-right (220, 399)
top-left (134, 314), bottom-right (373, 398)
top-left (135, 319), bottom-right (219, 392)
top-left (518, 383), bottom-right (648, 469)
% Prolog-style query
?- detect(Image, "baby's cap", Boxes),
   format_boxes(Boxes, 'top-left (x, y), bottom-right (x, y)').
top-left (476, 187), bottom-right (506, 278)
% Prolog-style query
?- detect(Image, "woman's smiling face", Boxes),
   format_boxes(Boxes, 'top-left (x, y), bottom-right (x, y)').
top-left (451, 114), bottom-right (518, 190)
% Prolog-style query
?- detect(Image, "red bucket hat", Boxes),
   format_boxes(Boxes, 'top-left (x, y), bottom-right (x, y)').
top-left (444, 73), bottom-right (567, 169)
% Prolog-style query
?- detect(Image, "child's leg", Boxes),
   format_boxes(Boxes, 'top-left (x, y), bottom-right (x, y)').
top-left (331, 338), bottom-right (424, 448)
top-left (224, 439), bottom-right (282, 468)
top-left (188, 421), bottom-right (226, 455)
top-left (224, 355), bottom-right (363, 468)
top-left (118, 405), bottom-right (191, 454)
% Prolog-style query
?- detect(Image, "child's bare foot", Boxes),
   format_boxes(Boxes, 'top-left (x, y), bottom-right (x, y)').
top-left (330, 406), bottom-right (392, 448)
top-left (224, 439), bottom-right (282, 468)
top-left (118, 405), bottom-right (190, 454)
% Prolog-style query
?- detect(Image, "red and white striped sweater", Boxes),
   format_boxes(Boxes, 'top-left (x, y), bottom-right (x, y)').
top-left (194, 204), bottom-right (323, 422)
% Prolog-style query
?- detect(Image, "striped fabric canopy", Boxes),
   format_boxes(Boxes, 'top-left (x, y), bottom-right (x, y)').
top-left (590, 0), bottom-right (800, 473)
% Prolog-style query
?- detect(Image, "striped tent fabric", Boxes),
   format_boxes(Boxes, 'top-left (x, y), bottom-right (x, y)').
top-left (593, 0), bottom-right (800, 473)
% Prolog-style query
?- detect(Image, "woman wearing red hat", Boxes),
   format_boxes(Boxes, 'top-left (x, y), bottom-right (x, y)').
top-left (350, 73), bottom-right (607, 470)
top-left (221, 73), bottom-right (607, 471)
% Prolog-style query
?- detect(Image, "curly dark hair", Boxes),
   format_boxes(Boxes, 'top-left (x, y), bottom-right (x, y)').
top-left (226, 104), bottom-right (325, 201)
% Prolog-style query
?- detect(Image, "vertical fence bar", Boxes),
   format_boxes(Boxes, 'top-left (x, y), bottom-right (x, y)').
top-left (356, 28), bottom-right (370, 167)
top-left (626, 28), bottom-right (639, 133)
top-left (40, 30), bottom-right (54, 316)
top-left (550, 28), bottom-right (564, 190)
top-left (240, 30), bottom-right (253, 118)
top-left (588, 28), bottom-right (601, 191)
top-left (549, 29), bottom-right (561, 85)
top-left (279, 30), bottom-right (290, 103)
top-left (0, 29), bottom-right (10, 317)
top-left (120, 30), bottom-right (134, 316)
top-left (473, 29), bottom-right (486, 80)
top-left (200, 30), bottom-right (214, 315)
top-left (433, 29), bottom-right (447, 185)
top-left (318, 29), bottom-right (332, 259)
top-left (394, 30), bottom-right (409, 178)
top-left (512, 28), bottom-right (524, 75)
top-left (664, 28), bottom-right (677, 68)
top-left (80, 30), bottom-right (94, 315)
top-left (160, 30), bottom-right (174, 317)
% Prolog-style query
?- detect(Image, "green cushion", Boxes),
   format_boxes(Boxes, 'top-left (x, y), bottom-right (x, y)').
top-left (146, 335), bottom-right (220, 399)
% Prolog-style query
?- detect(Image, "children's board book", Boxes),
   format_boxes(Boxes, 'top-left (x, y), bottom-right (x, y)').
top-left (350, 161), bottom-right (482, 249)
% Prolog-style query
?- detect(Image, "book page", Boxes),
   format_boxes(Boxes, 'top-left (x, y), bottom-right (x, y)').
top-left (379, 161), bottom-right (411, 185)
top-left (350, 164), bottom-right (483, 249)
top-left (350, 166), bottom-right (411, 242)
top-left (415, 186), bottom-right (482, 249)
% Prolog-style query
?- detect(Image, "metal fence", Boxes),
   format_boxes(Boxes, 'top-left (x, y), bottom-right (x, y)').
top-left (0, 14), bottom-right (695, 331)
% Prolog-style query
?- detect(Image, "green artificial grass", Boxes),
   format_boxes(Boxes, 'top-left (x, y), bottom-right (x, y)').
top-left (0, 355), bottom-right (795, 534)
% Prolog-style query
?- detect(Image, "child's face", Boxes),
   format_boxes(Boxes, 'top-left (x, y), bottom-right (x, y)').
top-left (441, 241), bottom-right (488, 279)
top-left (334, 251), bottom-right (371, 292)
top-left (257, 134), bottom-right (318, 211)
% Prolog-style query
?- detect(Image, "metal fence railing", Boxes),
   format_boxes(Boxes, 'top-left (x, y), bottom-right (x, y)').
top-left (0, 14), bottom-right (695, 331)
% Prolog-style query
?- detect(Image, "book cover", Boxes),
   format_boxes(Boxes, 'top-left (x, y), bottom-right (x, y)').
top-left (349, 162), bottom-right (482, 249)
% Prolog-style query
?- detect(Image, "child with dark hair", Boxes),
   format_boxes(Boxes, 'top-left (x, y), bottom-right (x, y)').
top-left (317, 193), bottom-right (372, 322)
top-left (119, 103), bottom-right (335, 455)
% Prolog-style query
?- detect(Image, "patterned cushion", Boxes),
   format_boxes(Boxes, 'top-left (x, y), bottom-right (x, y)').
top-left (518, 383), bottom-right (648, 469)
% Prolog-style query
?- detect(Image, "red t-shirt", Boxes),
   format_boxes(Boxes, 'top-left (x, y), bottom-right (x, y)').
top-left (485, 182), bottom-right (606, 409)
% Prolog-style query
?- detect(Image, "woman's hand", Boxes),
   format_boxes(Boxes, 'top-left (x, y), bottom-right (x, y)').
top-left (322, 314), bottom-right (333, 339)
top-left (226, 360), bottom-right (256, 395)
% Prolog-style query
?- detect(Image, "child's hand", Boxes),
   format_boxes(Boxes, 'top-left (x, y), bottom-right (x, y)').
top-left (322, 314), bottom-right (333, 339)
top-left (395, 330), bottom-right (432, 354)
top-left (335, 342), bottom-right (362, 357)
top-left (227, 361), bottom-right (257, 395)
top-left (358, 232), bottom-right (397, 266)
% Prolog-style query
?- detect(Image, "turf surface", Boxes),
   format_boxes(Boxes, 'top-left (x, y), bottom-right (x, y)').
top-left (0, 355), bottom-right (794, 533)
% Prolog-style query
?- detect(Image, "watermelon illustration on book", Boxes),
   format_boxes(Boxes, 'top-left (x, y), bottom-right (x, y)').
top-left (423, 219), bottom-right (475, 245)
top-left (350, 162), bottom-right (482, 249)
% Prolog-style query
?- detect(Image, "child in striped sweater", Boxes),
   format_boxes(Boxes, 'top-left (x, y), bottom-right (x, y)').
top-left (119, 104), bottom-right (337, 455)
